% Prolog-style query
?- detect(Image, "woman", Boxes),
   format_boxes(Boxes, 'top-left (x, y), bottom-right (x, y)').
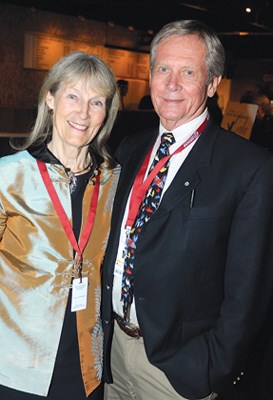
top-left (0, 51), bottom-right (120, 400)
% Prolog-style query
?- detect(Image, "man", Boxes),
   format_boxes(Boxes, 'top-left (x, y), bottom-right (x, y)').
top-left (102, 20), bottom-right (273, 400)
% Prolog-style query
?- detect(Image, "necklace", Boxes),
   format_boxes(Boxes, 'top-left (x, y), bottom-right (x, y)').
top-left (67, 161), bottom-right (92, 194)
top-left (70, 161), bottom-right (92, 176)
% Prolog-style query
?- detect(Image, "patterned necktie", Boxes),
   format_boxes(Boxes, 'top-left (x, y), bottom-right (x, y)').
top-left (121, 132), bottom-right (176, 321)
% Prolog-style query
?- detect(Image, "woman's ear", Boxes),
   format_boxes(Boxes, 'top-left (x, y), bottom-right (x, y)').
top-left (45, 91), bottom-right (55, 110)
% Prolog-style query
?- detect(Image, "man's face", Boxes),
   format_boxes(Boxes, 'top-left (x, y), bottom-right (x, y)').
top-left (150, 34), bottom-right (220, 131)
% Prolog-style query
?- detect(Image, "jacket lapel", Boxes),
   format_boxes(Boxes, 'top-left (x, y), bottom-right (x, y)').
top-left (105, 122), bottom-right (219, 276)
top-left (154, 121), bottom-right (220, 218)
top-left (110, 128), bottom-right (158, 231)
top-left (111, 121), bottom-right (220, 229)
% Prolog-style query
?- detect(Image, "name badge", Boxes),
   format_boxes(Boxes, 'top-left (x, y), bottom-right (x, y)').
top-left (71, 277), bottom-right (88, 312)
top-left (114, 258), bottom-right (124, 277)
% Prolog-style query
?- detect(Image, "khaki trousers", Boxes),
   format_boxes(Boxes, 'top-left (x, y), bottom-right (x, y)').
top-left (104, 321), bottom-right (217, 400)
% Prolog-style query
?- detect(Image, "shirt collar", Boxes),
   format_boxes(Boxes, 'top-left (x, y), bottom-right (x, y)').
top-left (159, 108), bottom-right (208, 148)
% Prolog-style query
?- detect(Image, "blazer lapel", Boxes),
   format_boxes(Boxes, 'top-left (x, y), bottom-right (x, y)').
top-left (154, 121), bottom-right (220, 217)
top-left (112, 121), bottom-right (220, 226)
top-left (105, 122), bottom-right (219, 276)
top-left (110, 128), bottom-right (158, 230)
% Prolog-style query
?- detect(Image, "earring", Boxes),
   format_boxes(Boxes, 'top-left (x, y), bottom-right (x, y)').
top-left (48, 108), bottom-right (54, 115)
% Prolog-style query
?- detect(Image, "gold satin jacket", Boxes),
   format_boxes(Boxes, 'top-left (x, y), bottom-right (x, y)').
top-left (0, 149), bottom-right (120, 396)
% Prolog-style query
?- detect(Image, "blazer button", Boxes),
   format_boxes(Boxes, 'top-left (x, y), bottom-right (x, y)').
top-left (104, 319), bottom-right (109, 325)
top-left (106, 285), bottom-right (110, 290)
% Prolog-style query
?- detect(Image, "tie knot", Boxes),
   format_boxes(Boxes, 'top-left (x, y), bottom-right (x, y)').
top-left (149, 131), bottom-right (175, 170)
top-left (161, 132), bottom-right (175, 148)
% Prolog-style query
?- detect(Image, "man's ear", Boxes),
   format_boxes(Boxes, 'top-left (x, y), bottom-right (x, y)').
top-left (207, 76), bottom-right (222, 98)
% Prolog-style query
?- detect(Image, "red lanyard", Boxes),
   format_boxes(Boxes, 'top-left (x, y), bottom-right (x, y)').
top-left (125, 118), bottom-right (208, 228)
top-left (37, 160), bottom-right (100, 271)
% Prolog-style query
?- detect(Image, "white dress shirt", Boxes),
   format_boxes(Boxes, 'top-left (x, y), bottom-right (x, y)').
top-left (112, 109), bottom-right (208, 325)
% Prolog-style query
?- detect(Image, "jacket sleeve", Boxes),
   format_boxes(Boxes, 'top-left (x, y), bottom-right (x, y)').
top-left (159, 155), bottom-right (273, 398)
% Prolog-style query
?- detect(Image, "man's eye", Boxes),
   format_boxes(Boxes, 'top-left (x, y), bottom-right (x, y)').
top-left (159, 66), bottom-right (168, 73)
top-left (186, 70), bottom-right (193, 76)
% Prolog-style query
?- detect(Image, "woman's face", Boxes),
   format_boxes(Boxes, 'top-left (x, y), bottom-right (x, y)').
top-left (46, 79), bottom-right (107, 150)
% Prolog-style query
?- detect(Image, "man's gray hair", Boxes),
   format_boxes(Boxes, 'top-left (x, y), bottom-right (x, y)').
top-left (150, 20), bottom-right (225, 84)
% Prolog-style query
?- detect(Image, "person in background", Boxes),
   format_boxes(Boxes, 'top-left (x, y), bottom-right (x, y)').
top-left (117, 79), bottom-right (129, 110)
top-left (101, 20), bottom-right (273, 400)
top-left (240, 90), bottom-right (273, 152)
top-left (0, 50), bottom-right (120, 400)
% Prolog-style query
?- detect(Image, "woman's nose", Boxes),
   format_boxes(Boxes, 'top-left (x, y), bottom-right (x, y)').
top-left (79, 102), bottom-right (89, 119)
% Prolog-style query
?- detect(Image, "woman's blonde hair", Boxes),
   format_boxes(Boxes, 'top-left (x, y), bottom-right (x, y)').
top-left (12, 51), bottom-right (120, 166)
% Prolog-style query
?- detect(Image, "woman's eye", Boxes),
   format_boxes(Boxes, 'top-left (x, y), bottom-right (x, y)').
top-left (92, 100), bottom-right (104, 107)
top-left (68, 94), bottom-right (77, 100)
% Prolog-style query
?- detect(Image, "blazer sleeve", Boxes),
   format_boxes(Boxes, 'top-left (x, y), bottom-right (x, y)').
top-left (160, 155), bottom-right (273, 397)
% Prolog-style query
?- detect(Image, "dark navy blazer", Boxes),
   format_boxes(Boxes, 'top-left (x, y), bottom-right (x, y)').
top-left (102, 119), bottom-right (273, 399)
